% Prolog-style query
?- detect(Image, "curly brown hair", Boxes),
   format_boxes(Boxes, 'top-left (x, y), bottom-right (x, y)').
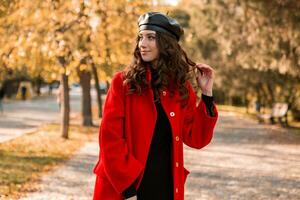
top-left (123, 31), bottom-right (196, 104)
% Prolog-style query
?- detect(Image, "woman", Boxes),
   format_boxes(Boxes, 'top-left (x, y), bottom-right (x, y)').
top-left (93, 12), bottom-right (218, 200)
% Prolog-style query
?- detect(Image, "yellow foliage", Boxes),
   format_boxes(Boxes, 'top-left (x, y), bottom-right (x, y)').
top-left (0, 0), bottom-right (175, 83)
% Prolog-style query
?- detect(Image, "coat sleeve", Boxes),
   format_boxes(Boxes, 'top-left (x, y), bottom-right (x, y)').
top-left (182, 82), bottom-right (218, 149)
top-left (97, 72), bottom-right (143, 194)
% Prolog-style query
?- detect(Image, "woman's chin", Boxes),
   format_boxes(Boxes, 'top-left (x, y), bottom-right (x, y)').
top-left (142, 57), bottom-right (156, 63)
top-left (142, 58), bottom-right (152, 62)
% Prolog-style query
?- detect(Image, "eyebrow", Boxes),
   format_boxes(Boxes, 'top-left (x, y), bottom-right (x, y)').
top-left (138, 33), bottom-right (156, 37)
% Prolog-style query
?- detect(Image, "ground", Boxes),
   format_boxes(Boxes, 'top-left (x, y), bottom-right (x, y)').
top-left (185, 112), bottom-right (300, 200)
top-left (2, 95), bottom-right (300, 199)
top-left (19, 141), bottom-right (98, 200)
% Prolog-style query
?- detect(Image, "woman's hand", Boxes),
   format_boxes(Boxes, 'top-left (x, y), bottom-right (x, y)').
top-left (195, 63), bottom-right (215, 96)
top-left (126, 196), bottom-right (137, 200)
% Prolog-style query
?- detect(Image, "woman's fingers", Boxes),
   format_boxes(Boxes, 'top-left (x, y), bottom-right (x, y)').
top-left (196, 64), bottom-right (214, 71)
top-left (195, 63), bottom-right (215, 78)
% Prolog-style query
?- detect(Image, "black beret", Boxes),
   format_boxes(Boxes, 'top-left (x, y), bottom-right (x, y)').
top-left (138, 12), bottom-right (184, 41)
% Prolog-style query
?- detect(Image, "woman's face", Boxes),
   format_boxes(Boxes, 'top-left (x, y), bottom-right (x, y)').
top-left (138, 30), bottom-right (159, 63)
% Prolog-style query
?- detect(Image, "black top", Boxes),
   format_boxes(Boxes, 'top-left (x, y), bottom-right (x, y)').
top-left (136, 95), bottom-right (174, 199)
top-left (122, 70), bottom-right (215, 199)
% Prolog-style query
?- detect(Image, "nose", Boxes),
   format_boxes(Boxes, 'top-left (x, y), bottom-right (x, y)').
top-left (139, 37), bottom-right (147, 49)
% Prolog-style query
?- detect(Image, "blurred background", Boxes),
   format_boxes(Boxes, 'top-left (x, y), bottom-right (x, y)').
top-left (1, 0), bottom-right (299, 128)
top-left (0, 0), bottom-right (299, 199)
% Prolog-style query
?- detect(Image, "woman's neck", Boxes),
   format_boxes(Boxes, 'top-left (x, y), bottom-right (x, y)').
top-left (150, 59), bottom-right (158, 69)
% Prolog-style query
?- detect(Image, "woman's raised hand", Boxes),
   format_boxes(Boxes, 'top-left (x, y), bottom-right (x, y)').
top-left (195, 63), bottom-right (215, 96)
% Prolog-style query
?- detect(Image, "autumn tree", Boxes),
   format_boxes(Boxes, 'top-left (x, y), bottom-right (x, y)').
top-left (175, 0), bottom-right (300, 118)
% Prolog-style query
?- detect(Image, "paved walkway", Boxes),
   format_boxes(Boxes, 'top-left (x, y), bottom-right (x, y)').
top-left (185, 112), bottom-right (300, 200)
top-left (0, 96), bottom-right (61, 143)
top-left (0, 88), bottom-right (100, 143)
top-left (11, 111), bottom-right (300, 199)
top-left (20, 141), bottom-right (99, 200)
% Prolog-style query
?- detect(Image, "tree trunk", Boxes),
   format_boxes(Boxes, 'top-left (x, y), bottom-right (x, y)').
top-left (91, 63), bottom-right (103, 118)
top-left (79, 70), bottom-right (93, 126)
top-left (244, 91), bottom-right (249, 113)
top-left (60, 73), bottom-right (70, 139)
top-left (35, 76), bottom-right (42, 96)
top-left (266, 82), bottom-right (275, 105)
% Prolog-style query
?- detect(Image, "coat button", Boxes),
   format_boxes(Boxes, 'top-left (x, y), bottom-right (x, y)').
top-left (162, 91), bottom-right (167, 96)
top-left (176, 188), bottom-right (179, 193)
top-left (170, 112), bottom-right (175, 117)
top-left (176, 162), bottom-right (179, 167)
top-left (175, 136), bottom-right (179, 141)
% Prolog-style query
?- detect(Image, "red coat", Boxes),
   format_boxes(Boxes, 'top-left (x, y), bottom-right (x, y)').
top-left (93, 69), bottom-right (218, 200)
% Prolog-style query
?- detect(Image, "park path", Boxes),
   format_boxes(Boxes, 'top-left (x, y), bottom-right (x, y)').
top-left (0, 88), bottom-right (100, 143)
top-left (17, 111), bottom-right (300, 200)
top-left (19, 141), bottom-right (98, 200)
top-left (185, 112), bottom-right (300, 200)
